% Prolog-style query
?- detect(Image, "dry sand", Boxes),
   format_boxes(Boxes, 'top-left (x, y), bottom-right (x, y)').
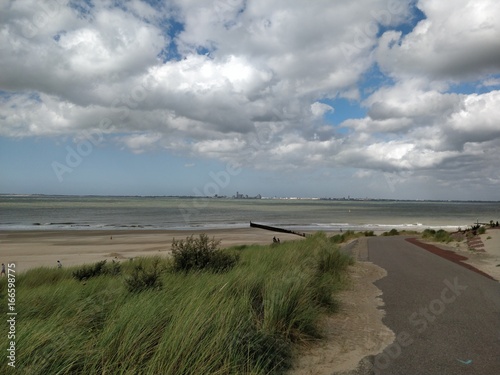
top-left (472, 228), bottom-right (500, 280)
top-left (0, 228), bottom-right (301, 273)
top-left (435, 228), bottom-right (500, 281)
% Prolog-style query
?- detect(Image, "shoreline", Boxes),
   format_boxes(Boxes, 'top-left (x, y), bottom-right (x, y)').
top-left (0, 228), bottom-right (305, 273)
top-left (0, 223), bottom-right (466, 233)
top-left (2, 227), bottom-right (499, 278)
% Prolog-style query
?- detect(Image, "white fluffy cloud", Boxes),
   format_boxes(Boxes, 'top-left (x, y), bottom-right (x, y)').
top-left (1, 0), bottom-right (405, 137)
top-left (377, 0), bottom-right (500, 80)
top-left (1, 0), bottom-right (500, 197)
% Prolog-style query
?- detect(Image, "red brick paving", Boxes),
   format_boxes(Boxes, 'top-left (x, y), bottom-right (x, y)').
top-left (405, 237), bottom-right (496, 281)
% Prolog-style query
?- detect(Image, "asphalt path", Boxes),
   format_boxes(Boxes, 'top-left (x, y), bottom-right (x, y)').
top-left (357, 236), bottom-right (500, 375)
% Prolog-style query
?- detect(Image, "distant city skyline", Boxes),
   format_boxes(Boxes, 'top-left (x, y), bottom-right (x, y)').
top-left (1, 1), bottom-right (500, 201)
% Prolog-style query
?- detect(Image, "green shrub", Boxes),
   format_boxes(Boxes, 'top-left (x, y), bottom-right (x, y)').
top-left (105, 261), bottom-right (121, 276)
top-left (478, 226), bottom-right (486, 235)
top-left (363, 230), bottom-right (376, 237)
top-left (72, 260), bottom-right (108, 281)
top-left (206, 249), bottom-right (240, 273)
top-left (125, 258), bottom-right (163, 293)
top-left (434, 229), bottom-right (452, 243)
top-left (422, 229), bottom-right (436, 238)
top-left (382, 228), bottom-right (400, 236)
top-left (171, 234), bottom-right (239, 273)
top-left (422, 228), bottom-right (453, 243)
top-left (329, 230), bottom-right (358, 244)
top-left (72, 260), bottom-right (122, 281)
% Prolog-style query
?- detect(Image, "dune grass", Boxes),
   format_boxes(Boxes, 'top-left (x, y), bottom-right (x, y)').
top-left (0, 232), bottom-right (352, 375)
top-left (421, 228), bottom-right (454, 243)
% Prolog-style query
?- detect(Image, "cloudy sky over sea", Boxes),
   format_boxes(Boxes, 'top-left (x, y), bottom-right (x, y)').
top-left (1, 0), bottom-right (500, 200)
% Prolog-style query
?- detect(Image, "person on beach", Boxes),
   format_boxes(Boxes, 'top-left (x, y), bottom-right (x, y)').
top-left (1, 263), bottom-right (5, 277)
top-left (57, 260), bottom-right (62, 269)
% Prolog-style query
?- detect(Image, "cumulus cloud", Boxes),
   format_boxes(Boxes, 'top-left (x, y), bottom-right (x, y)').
top-left (0, 0), bottom-right (499, 196)
top-left (311, 102), bottom-right (334, 118)
top-left (1, 0), bottom-right (408, 136)
top-left (376, 0), bottom-right (500, 80)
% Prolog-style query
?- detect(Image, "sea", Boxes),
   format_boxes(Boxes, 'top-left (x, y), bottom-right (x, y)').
top-left (1, 195), bottom-right (499, 232)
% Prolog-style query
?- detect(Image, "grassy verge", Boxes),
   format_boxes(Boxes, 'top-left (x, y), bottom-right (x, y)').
top-left (329, 229), bottom-right (375, 244)
top-left (421, 228), bottom-right (454, 243)
top-left (0, 232), bottom-right (352, 375)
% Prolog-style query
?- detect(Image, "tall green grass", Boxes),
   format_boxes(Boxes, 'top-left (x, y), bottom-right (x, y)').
top-left (0, 232), bottom-right (352, 375)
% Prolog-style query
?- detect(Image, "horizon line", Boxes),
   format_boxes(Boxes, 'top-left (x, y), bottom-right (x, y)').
top-left (1, 193), bottom-right (499, 203)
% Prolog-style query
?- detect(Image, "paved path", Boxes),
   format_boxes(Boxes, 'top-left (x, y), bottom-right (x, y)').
top-left (358, 236), bottom-right (500, 375)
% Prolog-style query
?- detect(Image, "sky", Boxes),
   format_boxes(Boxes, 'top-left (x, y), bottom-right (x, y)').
top-left (1, 0), bottom-right (500, 200)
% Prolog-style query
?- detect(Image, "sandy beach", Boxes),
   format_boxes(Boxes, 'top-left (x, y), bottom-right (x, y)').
top-left (440, 228), bottom-right (500, 281)
top-left (2, 227), bottom-right (499, 280)
top-left (0, 228), bottom-right (303, 273)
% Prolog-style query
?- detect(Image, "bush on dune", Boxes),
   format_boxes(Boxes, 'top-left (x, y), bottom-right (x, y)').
top-left (125, 258), bottom-right (165, 293)
top-left (422, 228), bottom-right (453, 243)
top-left (382, 228), bottom-right (400, 236)
top-left (329, 230), bottom-right (358, 244)
top-left (171, 233), bottom-right (239, 273)
top-left (329, 230), bottom-right (377, 244)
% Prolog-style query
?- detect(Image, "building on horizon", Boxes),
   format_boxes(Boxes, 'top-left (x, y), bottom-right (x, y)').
top-left (233, 191), bottom-right (262, 199)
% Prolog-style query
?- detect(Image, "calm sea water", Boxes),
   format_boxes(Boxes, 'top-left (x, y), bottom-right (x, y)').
top-left (1, 195), bottom-right (499, 232)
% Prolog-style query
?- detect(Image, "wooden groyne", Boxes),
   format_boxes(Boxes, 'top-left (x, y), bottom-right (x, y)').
top-left (250, 222), bottom-right (308, 237)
